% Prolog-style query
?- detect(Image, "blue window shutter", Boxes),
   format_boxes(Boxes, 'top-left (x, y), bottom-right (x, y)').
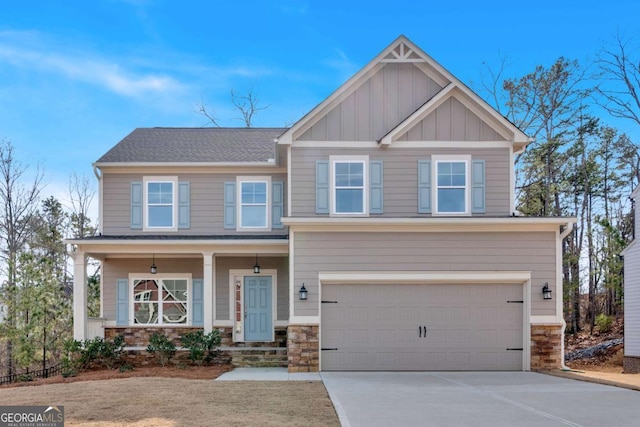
top-left (178, 181), bottom-right (190, 229)
top-left (472, 160), bottom-right (486, 214)
top-left (116, 279), bottom-right (129, 326)
top-left (224, 182), bottom-right (236, 229)
top-left (131, 182), bottom-right (142, 229)
top-left (418, 160), bottom-right (432, 213)
top-left (272, 181), bottom-right (284, 229)
top-left (369, 160), bottom-right (384, 214)
top-left (316, 160), bottom-right (329, 214)
top-left (192, 279), bottom-right (204, 327)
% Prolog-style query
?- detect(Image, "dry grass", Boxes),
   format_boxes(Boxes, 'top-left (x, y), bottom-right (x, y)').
top-left (0, 373), bottom-right (339, 426)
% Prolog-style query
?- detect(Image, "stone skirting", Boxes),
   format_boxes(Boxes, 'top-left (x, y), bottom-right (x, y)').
top-left (623, 355), bottom-right (640, 373)
top-left (105, 327), bottom-right (203, 347)
top-left (287, 325), bottom-right (319, 373)
top-left (530, 324), bottom-right (563, 370)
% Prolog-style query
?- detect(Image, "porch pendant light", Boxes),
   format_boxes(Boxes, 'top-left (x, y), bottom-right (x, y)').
top-left (542, 282), bottom-right (552, 300)
top-left (299, 283), bottom-right (308, 300)
top-left (253, 254), bottom-right (260, 274)
top-left (150, 254), bottom-right (157, 275)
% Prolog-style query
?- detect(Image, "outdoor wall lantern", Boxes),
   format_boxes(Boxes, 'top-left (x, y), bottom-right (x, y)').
top-left (299, 283), bottom-right (308, 301)
top-left (253, 254), bottom-right (261, 274)
top-left (150, 254), bottom-right (157, 275)
top-left (542, 282), bottom-right (552, 300)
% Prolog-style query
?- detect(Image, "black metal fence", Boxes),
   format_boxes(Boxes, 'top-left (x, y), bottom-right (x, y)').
top-left (0, 363), bottom-right (62, 386)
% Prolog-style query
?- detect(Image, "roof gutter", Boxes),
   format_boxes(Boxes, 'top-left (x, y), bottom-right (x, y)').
top-left (93, 161), bottom-right (279, 168)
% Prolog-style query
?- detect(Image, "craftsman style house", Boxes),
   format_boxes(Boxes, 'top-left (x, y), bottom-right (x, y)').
top-left (68, 36), bottom-right (574, 372)
top-left (622, 185), bottom-right (640, 373)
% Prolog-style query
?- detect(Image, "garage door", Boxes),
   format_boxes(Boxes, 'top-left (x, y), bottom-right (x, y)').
top-left (321, 283), bottom-right (524, 371)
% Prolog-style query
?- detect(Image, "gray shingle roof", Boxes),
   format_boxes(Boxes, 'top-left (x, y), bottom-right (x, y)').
top-left (96, 127), bottom-right (288, 163)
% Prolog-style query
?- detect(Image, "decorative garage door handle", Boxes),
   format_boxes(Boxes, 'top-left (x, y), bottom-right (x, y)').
top-left (418, 326), bottom-right (427, 338)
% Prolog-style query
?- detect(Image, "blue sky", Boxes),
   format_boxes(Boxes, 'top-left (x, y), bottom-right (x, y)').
top-left (1, 0), bottom-right (639, 213)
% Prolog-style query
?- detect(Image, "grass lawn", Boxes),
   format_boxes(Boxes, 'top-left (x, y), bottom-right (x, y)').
top-left (0, 376), bottom-right (340, 426)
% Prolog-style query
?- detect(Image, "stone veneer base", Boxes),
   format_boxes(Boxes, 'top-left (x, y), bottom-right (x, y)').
top-left (623, 355), bottom-right (640, 373)
top-left (530, 324), bottom-right (563, 370)
top-left (287, 325), bottom-right (319, 373)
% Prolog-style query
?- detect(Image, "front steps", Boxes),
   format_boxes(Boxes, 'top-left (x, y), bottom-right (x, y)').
top-left (219, 347), bottom-right (288, 368)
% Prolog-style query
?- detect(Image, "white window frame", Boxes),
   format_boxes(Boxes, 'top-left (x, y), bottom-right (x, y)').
top-left (143, 176), bottom-right (178, 231)
top-left (236, 176), bottom-right (271, 231)
top-left (432, 155), bottom-right (471, 216)
top-left (330, 155), bottom-right (369, 216)
top-left (129, 273), bottom-right (192, 326)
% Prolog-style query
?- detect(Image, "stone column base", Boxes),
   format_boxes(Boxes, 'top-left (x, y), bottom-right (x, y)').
top-left (287, 325), bottom-right (319, 373)
top-left (530, 324), bottom-right (563, 370)
top-left (623, 355), bottom-right (640, 373)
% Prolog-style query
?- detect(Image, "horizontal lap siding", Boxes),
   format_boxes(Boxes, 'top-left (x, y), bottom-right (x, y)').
top-left (102, 172), bottom-right (287, 235)
top-left (293, 231), bottom-right (557, 317)
top-left (291, 147), bottom-right (510, 216)
top-left (103, 258), bottom-right (203, 321)
top-left (625, 241), bottom-right (640, 356)
top-left (103, 256), bottom-right (289, 323)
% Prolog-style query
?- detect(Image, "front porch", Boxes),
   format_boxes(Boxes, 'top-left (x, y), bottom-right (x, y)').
top-left (69, 236), bottom-right (290, 367)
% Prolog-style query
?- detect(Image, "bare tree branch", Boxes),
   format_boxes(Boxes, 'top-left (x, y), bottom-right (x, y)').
top-left (231, 86), bottom-right (270, 127)
top-left (595, 32), bottom-right (640, 127)
top-left (194, 98), bottom-right (221, 127)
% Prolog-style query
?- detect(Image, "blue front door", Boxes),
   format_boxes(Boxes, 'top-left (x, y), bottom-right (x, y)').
top-left (244, 276), bottom-right (272, 341)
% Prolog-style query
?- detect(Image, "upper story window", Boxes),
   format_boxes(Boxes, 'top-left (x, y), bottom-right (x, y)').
top-left (330, 156), bottom-right (369, 216)
top-left (433, 155), bottom-right (470, 215)
top-left (237, 176), bottom-right (271, 230)
top-left (143, 176), bottom-right (178, 230)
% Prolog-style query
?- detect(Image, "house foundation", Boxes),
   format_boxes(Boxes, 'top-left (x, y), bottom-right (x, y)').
top-left (530, 324), bottom-right (563, 370)
top-left (287, 325), bottom-right (320, 372)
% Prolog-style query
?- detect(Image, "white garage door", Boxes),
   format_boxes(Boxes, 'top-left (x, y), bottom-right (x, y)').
top-left (321, 283), bottom-right (524, 371)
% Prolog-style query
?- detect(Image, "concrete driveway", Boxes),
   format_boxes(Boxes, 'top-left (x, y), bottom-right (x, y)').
top-left (320, 372), bottom-right (640, 427)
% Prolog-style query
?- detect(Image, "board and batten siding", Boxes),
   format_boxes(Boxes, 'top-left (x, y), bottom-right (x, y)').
top-left (214, 256), bottom-right (289, 321)
top-left (102, 256), bottom-right (289, 323)
top-left (102, 172), bottom-right (287, 235)
top-left (297, 63), bottom-right (444, 142)
top-left (397, 97), bottom-right (505, 141)
top-left (293, 231), bottom-right (557, 317)
top-left (290, 147), bottom-right (510, 217)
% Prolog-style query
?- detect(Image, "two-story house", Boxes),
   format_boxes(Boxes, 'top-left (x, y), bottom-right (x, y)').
top-left (68, 35), bottom-right (575, 372)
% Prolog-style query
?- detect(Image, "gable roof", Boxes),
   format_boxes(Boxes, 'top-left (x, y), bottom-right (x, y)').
top-left (95, 127), bottom-right (288, 164)
top-left (277, 35), bottom-right (530, 149)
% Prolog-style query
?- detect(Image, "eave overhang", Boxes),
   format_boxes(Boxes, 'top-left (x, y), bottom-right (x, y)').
top-left (282, 216), bottom-right (576, 233)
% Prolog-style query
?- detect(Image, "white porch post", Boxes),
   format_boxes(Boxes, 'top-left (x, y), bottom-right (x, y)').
top-left (203, 252), bottom-right (214, 333)
top-left (73, 251), bottom-right (87, 341)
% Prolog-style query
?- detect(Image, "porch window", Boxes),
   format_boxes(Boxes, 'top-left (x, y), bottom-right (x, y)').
top-left (132, 278), bottom-right (189, 325)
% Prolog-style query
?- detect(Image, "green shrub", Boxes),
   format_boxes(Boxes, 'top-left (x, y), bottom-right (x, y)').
top-left (61, 335), bottom-right (125, 373)
top-left (180, 330), bottom-right (221, 365)
top-left (595, 314), bottom-right (613, 333)
top-left (147, 333), bottom-right (176, 366)
top-left (119, 363), bottom-right (134, 373)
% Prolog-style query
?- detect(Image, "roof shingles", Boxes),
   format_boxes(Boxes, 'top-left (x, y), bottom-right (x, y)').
top-left (96, 127), bottom-right (288, 163)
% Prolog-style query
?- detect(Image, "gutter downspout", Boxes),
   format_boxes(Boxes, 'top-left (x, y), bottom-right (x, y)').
top-left (93, 164), bottom-right (103, 235)
top-left (559, 221), bottom-right (575, 371)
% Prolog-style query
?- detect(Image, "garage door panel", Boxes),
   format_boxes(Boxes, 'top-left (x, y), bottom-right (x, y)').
top-left (321, 283), bottom-right (524, 371)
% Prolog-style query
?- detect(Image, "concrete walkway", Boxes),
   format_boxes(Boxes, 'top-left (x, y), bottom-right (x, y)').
top-left (215, 367), bottom-right (321, 381)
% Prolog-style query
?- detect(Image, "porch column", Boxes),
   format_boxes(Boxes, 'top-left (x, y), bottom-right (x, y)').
top-left (73, 251), bottom-right (87, 341)
top-left (203, 252), bottom-right (214, 333)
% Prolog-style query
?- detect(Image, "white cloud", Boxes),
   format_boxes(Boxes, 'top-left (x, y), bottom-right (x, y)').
top-left (0, 36), bottom-right (182, 97)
